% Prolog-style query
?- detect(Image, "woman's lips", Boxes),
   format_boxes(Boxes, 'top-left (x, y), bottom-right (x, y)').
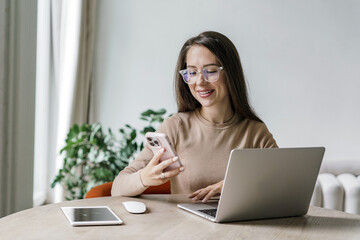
top-left (197, 90), bottom-right (214, 98)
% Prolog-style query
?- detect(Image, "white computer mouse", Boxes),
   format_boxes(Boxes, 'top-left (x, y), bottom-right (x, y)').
top-left (122, 201), bottom-right (146, 214)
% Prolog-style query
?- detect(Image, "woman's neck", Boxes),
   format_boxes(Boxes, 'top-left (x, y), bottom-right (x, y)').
top-left (199, 106), bottom-right (234, 124)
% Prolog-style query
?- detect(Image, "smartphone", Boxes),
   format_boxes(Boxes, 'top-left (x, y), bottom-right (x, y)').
top-left (145, 132), bottom-right (182, 172)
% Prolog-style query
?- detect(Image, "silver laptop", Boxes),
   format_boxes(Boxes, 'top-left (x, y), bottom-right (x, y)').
top-left (177, 147), bottom-right (325, 223)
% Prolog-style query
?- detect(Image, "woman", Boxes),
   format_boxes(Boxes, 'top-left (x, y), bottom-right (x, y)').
top-left (111, 31), bottom-right (277, 202)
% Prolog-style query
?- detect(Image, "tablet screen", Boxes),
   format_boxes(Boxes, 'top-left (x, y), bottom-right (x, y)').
top-left (61, 206), bottom-right (123, 226)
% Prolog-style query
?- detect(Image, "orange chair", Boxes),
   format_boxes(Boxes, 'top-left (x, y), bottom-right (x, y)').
top-left (85, 181), bottom-right (171, 198)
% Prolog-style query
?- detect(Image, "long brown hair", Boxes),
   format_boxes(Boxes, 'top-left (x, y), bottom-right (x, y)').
top-left (174, 31), bottom-right (262, 122)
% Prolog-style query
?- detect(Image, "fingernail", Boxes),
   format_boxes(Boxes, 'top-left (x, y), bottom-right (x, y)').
top-left (180, 167), bottom-right (185, 171)
top-left (160, 148), bottom-right (164, 152)
top-left (202, 199), bottom-right (207, 203)
top-left (173, 156), bottom-right (179, 162)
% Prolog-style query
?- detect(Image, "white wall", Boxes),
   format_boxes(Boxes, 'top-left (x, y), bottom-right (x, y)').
top-left (91, 0), bottom-right (360, 162)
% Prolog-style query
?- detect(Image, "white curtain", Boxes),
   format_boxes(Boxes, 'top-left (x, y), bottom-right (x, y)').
top-left (34, 0), bottom-right (97, 204)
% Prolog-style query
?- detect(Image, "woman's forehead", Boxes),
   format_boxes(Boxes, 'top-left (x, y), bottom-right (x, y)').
top-left (186, 45), bottom-right (219, 67)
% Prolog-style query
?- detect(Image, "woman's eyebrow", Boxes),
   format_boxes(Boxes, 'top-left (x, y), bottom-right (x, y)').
top-left (186, 63), bottom-right (219, 68)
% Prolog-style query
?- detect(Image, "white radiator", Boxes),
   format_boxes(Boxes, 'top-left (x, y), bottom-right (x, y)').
top-left (310, 160), bottom-right (360, 214)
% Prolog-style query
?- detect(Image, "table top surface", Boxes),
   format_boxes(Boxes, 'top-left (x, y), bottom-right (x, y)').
top-left (1, 194), bottom-right (360, 240)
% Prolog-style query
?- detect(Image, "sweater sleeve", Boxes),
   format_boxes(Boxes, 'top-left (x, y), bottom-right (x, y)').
top-left (251, 121), bottom-right (278, 148)
top-left (111, 114), bottom-right (180, 196)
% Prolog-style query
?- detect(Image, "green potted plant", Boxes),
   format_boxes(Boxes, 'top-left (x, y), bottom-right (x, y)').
top-left (51, 108), bottom-right (169, 200)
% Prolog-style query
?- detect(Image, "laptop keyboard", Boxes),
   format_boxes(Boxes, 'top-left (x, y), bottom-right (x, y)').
top-left (198, 209), bottom-right (217, 217)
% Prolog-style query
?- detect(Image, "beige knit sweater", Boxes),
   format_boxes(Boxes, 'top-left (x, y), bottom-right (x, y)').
top-left (111, 109), bottom-right (278, 196)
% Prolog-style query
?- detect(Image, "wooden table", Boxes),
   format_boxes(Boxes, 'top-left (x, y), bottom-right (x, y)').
top-left (1, 194), bottom-right (360, 239)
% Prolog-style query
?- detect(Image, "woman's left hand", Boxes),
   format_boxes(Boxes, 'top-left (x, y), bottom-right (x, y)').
top-left (187, 180), bottom-right (224, 203)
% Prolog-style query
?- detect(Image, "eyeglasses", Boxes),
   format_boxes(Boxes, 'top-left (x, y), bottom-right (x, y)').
top-left (179, 66), bottom-right (223, 84)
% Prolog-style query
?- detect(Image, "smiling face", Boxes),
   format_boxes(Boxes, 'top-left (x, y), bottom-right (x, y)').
top-left (186, 45), bottom-right (232, 116)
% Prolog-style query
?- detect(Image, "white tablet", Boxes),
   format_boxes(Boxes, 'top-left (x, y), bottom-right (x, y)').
top-left (61, 206), bottom-right (123, 226)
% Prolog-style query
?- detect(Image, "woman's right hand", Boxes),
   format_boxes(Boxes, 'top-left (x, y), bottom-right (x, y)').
top-left (140, 148), bottom-right (184, 187)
